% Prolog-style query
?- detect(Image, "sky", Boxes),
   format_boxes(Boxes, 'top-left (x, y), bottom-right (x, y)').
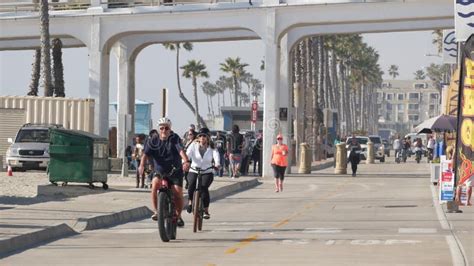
top-left (0, 30), bottom-right (444, 134)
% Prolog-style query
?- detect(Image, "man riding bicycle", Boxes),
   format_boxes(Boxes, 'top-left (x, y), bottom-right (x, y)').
top-left (139, 117), bottom-right (190, 227)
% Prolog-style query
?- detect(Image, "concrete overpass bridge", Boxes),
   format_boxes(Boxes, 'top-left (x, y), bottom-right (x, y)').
top-left (0, 0), bottom-right (454, 177)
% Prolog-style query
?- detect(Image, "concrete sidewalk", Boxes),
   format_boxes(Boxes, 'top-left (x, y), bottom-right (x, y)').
top-left (290, 159), bottom-right (334, 173)
top-left (0, 175), bottom-right (260, 258)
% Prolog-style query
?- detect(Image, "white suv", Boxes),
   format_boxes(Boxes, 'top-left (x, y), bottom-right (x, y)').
top-left (6, 124), bottom-right (61, 171)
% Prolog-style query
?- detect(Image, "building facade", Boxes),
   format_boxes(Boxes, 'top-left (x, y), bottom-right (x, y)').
top-left (377, 80), bottom-right (441, 134)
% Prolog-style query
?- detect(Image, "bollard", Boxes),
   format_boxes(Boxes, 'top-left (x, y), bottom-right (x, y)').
top-left (366, 141), bottom-right (375, 164)
top-left (335, 143), bottom-right (347, 174)
top-left (298, 143), bottom-right (311, 174)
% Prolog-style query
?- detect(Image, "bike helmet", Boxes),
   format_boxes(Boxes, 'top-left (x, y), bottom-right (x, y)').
top-left (157, 117), bottom-right (172, 127)
top-left (197, 127), bottom-right (211, 138)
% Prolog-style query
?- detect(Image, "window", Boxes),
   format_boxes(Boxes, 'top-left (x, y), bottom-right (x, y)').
top-left (408, 115), bottom-right (419, 122)
top-left (386, 113), bottom-right (392, 121)
top-left (397, 113), bottom-right (404, 122)
top-left (431, 93), bottom-right (438, 100)
top-left (413, 83), bottom-right (428, 89)
top-left (386, 94), bottom-right (393, 100)
top-left (408, 104), bottom-right (419, 110)
top-left (398, 94), bottom-right (404, 100)
top-left (398, 104), bottom-right (404, 111)
top-left (386, 103), bottom-right (392, 110)
top-left (377, 104), bottom-right (382, 110)
top-left (429, 104), bottom-right (436, 112)
top-left (382, 82), bottom-right (391, 89)
top-left (409, 93), bottom-right (419, 100)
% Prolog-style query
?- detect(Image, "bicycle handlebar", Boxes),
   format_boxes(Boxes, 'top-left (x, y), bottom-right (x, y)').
top-left (189, 166), bottom-right (216, 172)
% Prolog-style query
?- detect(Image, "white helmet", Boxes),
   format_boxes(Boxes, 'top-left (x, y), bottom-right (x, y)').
top-left (157, 117), bottom-right (172, 127)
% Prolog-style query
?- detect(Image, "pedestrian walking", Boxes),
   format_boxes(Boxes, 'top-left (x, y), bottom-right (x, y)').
top-left (215, 131), bottom-right (227, 177)
top-left (348, 147), bottom-right (361, 177)
top-left (252, 134), bottom-right (263, 176)
top-left (271, 133), bottom-right (288, 192)
top-left (227, 125), bottom-right (245, 178)
top-left (132, 135), bottom-right (145, 188)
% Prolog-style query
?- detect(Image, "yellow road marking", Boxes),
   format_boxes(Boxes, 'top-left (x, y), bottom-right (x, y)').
top-left (219, 179), bottom-right (350, 259)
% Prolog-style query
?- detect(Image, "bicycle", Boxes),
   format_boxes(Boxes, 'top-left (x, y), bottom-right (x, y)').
top-left (189, 166), bottom-right (215, 233)
top-left (155, 168), bottom-right (178, 242)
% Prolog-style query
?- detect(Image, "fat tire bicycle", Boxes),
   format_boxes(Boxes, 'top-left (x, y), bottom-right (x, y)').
top-left (190, 166), bottom-right (215, 233)
top-left (155, 168), bottom-right (178, 242)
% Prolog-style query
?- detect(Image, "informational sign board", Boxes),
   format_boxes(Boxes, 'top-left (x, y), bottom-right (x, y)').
top-left (251, 101), bottom-right (258, 123)
top-left (455, 0), bottom-right (474, 42)
top-left (443, 30), bottom-right (457, 64)
top-left (439, 156), bottom-right (455, 202)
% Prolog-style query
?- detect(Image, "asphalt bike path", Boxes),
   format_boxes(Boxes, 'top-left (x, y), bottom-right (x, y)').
top-left (3, 158), bottom-right (471, 265)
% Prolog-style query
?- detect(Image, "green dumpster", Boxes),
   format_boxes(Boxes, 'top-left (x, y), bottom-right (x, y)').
top-left (48, 128), bottom-right (109, 189)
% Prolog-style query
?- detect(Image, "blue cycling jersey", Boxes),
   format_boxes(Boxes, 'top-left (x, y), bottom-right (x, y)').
top-left (144, 132), bottom-right (183, 173)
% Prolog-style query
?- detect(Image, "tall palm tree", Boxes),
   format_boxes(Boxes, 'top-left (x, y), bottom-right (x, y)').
top-left (216, 75), bottom-right (232, 107)
top-left (388, 65), bottom-right (399, 79)
top-left (413, 69), bottom-right (426, 80)
top-left (27, 48), bottom-right (41, 96)
top-left (181, 60), bottom-right (209, 128)
top-left (220, 57), bottom-right (248, 106)
top-left (52, 38), bottom-right (65, 97)
top-left (39, 0), bottom-right (52, 96)
top-left (163, 42), bottom-right (206, 126)
top-left (201, 81), bottom-right (217, 119)
top-left (250, 78), bottom-right (263, 99)
top-left (432, 30), bottom-right (443, 55)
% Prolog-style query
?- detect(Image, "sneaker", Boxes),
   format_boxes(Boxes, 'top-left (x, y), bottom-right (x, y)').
top-left (151, 212), bottom-right (158, 221)
top-left (203, 212), bottom-right (210, 219)
top-left (186, 204), bottom-right (192, 213)
top-left (177, 217), bottom-right (185, 227)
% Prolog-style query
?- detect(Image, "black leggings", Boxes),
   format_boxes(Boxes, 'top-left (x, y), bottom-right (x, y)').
top-left (351, 163), bottom-right (358, 174)
top-left (187, 172), bottom-right (214, 208)
top-left (272, 164), bottom-right (286, 180)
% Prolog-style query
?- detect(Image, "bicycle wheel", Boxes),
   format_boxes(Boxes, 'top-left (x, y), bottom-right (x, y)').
top-left (197, 197), bottom-right (204, 231)
top-left (158, 192), bottom-right (172, 242)
top-left (192, 191), bottom-right (201, 233)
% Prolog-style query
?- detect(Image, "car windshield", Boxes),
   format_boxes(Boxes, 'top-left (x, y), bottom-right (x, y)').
top-left (369, 137), bottom-right (381, 144)
top-left (15, 129), bottom-right (50, 143)
top-left (347, 137), bottom-right (368, 145)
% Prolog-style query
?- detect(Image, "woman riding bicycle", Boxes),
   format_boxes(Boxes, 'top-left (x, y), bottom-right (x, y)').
top-left (185, 127), bottom-right (220, 219)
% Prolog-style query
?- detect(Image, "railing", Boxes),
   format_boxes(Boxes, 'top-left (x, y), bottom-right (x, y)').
top-left (0, 1), bottom-right (91, 13)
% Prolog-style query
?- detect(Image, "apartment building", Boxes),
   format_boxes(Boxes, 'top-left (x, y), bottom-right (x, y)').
top-left (377, 80), bottom-right (441, 134)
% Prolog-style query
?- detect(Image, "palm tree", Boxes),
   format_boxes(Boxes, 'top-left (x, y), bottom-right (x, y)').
top-left (52, 38), bottom-right (65, 97)
top-left (220, 57), bottom-right (248, 106)
top-left (181, 60), bottom-right (209, 128)
top-left (250, 78), bottom-right (263, 99)
top-left (413, 69), bottom-right (426, 80)
top-left (215, 75), bottom-right (232, 108)
top-left (39, 0), bottom-right (52, 96)
top-left (388, 65), bottom-right (399, 79)
top-left (163, 42), bottom-right (206, 126)
top-left (432, 30), bottom-right (443, 55)
top-left (201, 81), bottom-right (217, 119)
top-left (27, 48), bottom-right (41, 96)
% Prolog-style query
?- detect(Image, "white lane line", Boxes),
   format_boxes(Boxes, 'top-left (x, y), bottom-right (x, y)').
top-left (325, 240), bottom-right (336, 245)
top-left (430, 185), bottom-right (450, 230)
top-left (304, 228), bottom-right (341, 234)
top-left (446, 235), bottom-right (465, 266)
top-left (398, 228), bottom-right (437, 234)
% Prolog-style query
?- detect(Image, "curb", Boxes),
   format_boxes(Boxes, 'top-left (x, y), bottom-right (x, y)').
top-left (0, 223), bottom-right (77, 258)
top-left (0, 177), bottom-right (260, 257)
top-left (311, 161), bottom-right (334, 171)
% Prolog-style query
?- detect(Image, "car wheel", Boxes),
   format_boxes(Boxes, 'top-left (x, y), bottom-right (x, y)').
top-left (380, 157), bottom-right (385, 163)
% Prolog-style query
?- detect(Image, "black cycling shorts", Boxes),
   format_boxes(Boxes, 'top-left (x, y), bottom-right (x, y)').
top-left (153, 168), bottom-right (184, 187)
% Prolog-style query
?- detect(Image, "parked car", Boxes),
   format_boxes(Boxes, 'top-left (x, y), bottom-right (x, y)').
top-left (5, 123), bottom-right (62, 171)
top-left (368, 135), bottom-right (386, 162)
top-left (345, 136), bottom-right (370, 160)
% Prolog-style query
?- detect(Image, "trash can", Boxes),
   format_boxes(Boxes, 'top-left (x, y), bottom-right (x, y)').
top-left (48, 128), bottom-right (109, 189)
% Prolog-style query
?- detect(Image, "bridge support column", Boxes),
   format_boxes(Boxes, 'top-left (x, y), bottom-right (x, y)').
top-left (88, 20), bottom-right (109, 138)
top-left (280, 34), bottom-right (292, 174)
top-left (262, 18), bottom-right (281, 178)
top-left (114, 43), bottom-right (136, 166)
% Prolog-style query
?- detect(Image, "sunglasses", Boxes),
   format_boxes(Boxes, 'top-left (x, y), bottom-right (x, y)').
top-left (159, 126), bottom-right (170, 131)
top-left (277, 138), bottom-right (283, 140)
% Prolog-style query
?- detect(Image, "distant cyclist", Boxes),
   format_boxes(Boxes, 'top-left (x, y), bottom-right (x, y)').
top-left (185, 127), bottom-right (220, 219)
top-left (139, 117), bottom-right (190, 227)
